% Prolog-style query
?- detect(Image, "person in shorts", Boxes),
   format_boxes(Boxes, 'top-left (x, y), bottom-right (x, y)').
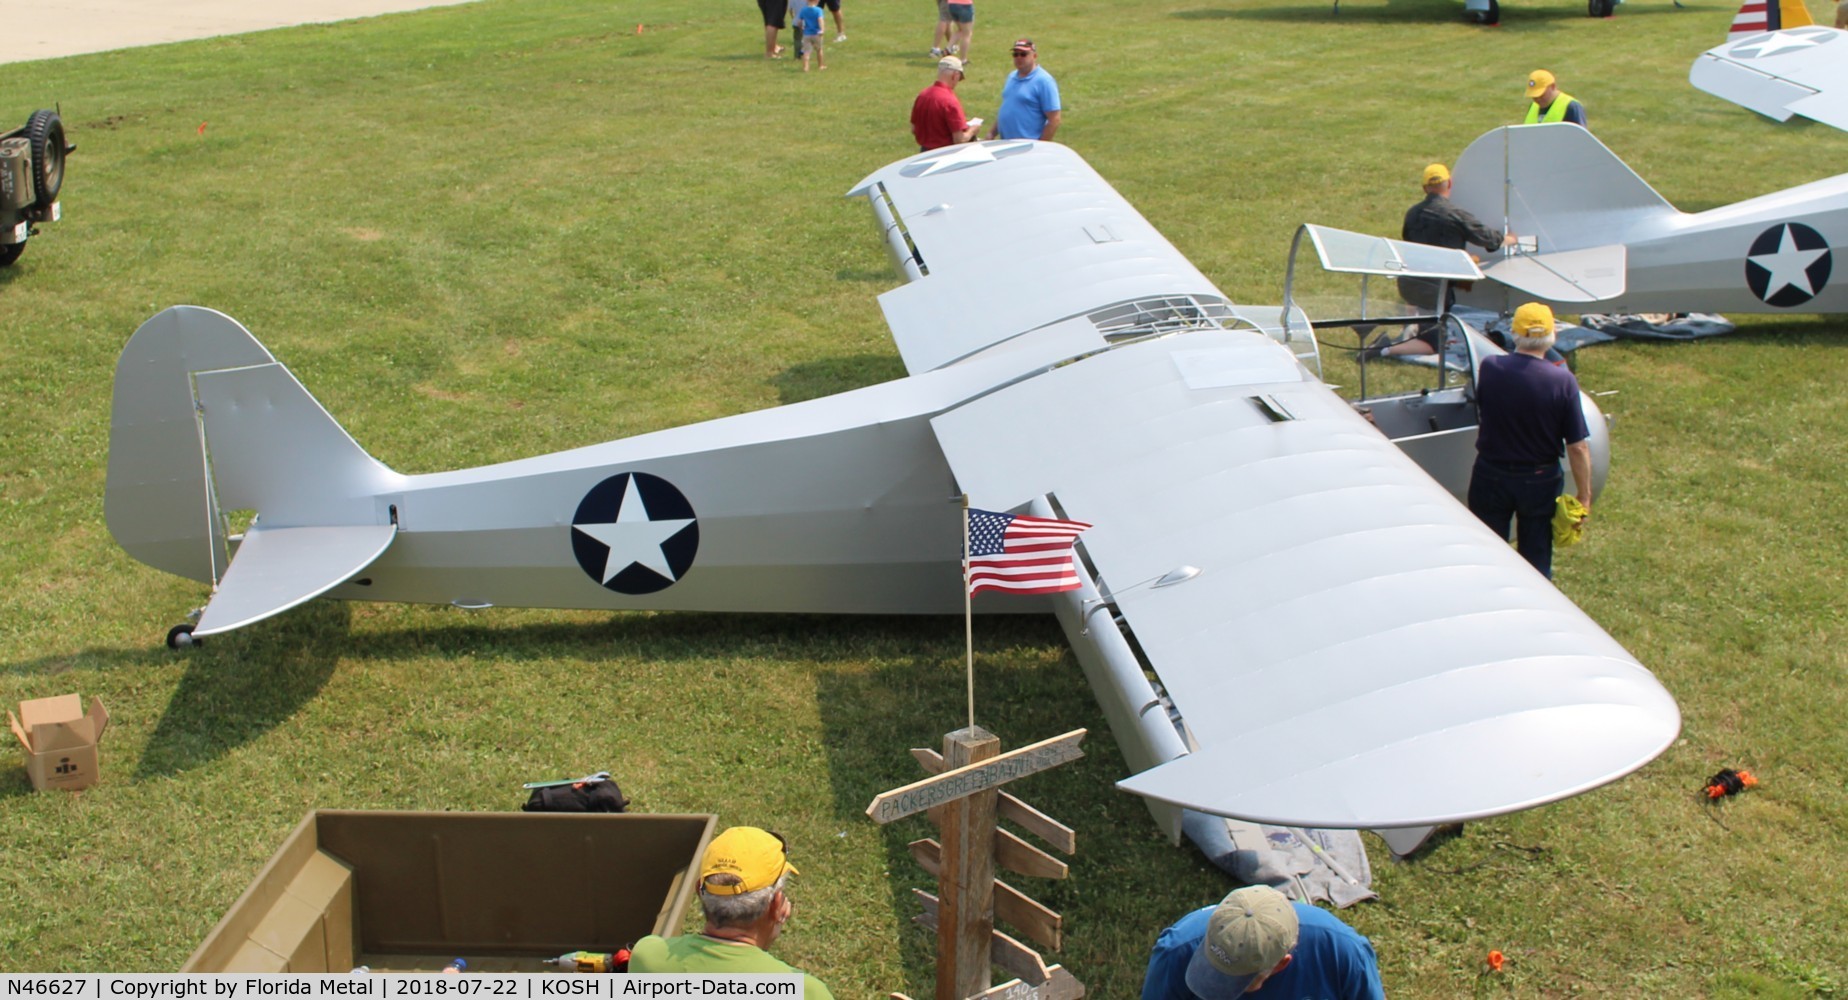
top-left (946, 0), bottom-right (974, 66)
top-left (757, 0), bottom-right (787, 58)
top-left (930, 0), bottom-right (953, 56)
top-left (815, 0), bottom-right (845, 41)
top-left (797, 0), bottom-right (826, 70)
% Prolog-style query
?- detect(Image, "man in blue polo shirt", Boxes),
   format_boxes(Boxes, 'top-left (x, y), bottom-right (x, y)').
top-left (989, 38), bottom-right (1061, 140)
top-left (1469, 301), bottom-right (1592, 579)
top-left (1142, 885), bottom-right (1384, 999)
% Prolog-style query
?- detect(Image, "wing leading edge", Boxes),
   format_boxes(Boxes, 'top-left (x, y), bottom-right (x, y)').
top-left (848, 141), bottom-right (1224, 375)
top-left (931, 329), bottom-right (1679, 829)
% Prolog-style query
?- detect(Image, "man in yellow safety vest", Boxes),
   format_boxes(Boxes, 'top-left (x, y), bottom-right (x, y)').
top-left (1523, 69), bottom-right (1587, 129)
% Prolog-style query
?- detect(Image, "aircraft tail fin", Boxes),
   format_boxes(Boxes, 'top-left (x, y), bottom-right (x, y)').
top-left (1729, 0), bottom-right (1812, 37)
top-left (107, 307), bottom-right (402, 629)
top-left (1449, 124), bottom-right (1679, 258)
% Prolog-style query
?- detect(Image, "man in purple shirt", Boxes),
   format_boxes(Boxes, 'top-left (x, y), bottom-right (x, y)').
top-left (1469, 301), bottom-right (1592, 578)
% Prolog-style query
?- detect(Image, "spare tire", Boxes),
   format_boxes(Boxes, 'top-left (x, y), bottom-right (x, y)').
top-left (23, 110), bottom-right (65, 210)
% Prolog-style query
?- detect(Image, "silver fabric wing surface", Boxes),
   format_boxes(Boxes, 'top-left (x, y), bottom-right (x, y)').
top-left (930, 332), bottom-right (1676, 827)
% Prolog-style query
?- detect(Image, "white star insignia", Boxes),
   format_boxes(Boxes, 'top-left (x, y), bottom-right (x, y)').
top-left (906, 140), bottom-right (1037, 178)
top-left (1730, 27), bottom-right (1832, 59)
top-left (572, 477), bottom-right (694, 584)
top-left (1749, 225), bottom-right (1829, 299)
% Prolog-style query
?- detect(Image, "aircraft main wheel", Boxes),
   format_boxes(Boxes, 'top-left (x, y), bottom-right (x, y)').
top-left (0, 241), bottom-right (21, 267)
top-left (1588, 0), bottom-right (1613, 16)
top-left (166, 623), bottom-right (200, 649)
top-left (1469, 0), bottom-right (1500, 24)
top-left (23, 110), bottom-right (66, 210)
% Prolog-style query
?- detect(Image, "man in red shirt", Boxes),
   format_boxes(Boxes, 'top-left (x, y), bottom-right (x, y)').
top-left (911, 55), bottom-right (978, 151)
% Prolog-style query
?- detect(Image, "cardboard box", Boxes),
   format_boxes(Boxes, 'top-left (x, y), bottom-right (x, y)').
top-left (184, 810), bottom-right (718, 972)
top-left (9, 694), bottom-right (110, 791)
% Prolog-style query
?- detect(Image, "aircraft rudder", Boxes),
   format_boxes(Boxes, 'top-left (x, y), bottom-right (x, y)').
top-left (1451, 124), bottom-right (1676, 255)
top-left (106, 307), bottom-right (276, 582)
top-left (106, 307), bottom-right (396, 585)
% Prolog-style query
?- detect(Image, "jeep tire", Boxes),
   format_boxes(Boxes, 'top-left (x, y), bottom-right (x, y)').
top-left (24, 110), bottom-right (65, 210)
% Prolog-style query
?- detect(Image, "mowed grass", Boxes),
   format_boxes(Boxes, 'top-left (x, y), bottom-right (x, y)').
top-left (2, 0), bottom-right (1846, 994)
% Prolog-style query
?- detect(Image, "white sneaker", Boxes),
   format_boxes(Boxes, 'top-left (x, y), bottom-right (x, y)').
top-left (930, 46), bottom-right (943, 56)
top-left (836, 32), bottom-right (847, 42)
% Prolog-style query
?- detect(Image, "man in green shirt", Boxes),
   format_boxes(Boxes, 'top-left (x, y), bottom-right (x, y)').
top-left (628, 826), bottom-right (835, 999)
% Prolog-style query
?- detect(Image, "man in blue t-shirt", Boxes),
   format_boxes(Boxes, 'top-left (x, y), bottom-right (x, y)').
top-left (1469, 301), bottom-right (1592, 579)
top-left (989, 38), bottom-right (1061, 140)
top-left (1142, 885), bottom-right (1385, 999)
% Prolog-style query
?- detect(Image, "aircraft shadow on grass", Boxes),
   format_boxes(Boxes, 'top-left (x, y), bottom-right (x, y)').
top-left (772, 353), bottom-right (910, 406)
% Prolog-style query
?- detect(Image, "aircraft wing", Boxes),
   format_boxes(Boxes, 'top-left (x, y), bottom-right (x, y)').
top-left (931, 329), bottom-right (1680, 828)
top-left (848, 142), bottom-right (1226, 375)
top-left (1691, 26), bottom-right (1848, 130)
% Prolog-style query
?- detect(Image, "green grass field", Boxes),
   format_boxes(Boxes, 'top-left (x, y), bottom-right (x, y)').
top-left (3, 0), bottom-right (1846, 994)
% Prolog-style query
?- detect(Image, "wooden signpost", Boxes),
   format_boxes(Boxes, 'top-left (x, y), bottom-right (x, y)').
top-left (868, 727), bottom-right (1087, 1000)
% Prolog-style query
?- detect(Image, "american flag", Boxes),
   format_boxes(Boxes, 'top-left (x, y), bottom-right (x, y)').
top-left (966, 509), bottom-right (1092, 596)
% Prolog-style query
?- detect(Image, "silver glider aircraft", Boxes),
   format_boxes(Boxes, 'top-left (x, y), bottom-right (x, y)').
top-left (1447, 122), bottom-right (1848, 316)
top-left (106, 140), bottom-right (1679, 859)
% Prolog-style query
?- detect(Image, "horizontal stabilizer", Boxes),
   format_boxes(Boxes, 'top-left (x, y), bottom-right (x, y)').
top-left (1480, 245), bottom-right (1627, 302)
top-left (195, 524), bottom-right (397, 636)
top-left (1691, 27), bottom-right (1848, 130)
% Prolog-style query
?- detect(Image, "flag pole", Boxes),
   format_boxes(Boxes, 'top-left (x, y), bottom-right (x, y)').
top-left (960, 493), bottom-right (975, 732)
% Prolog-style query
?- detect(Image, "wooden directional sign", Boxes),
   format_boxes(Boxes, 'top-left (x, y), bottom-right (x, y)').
top-left (867, 730), bottom-right (1086, 825)
top-left (911, 748), bottom-right (1078, 855)
top-left (869, 727), bottom-right (1087, 1000)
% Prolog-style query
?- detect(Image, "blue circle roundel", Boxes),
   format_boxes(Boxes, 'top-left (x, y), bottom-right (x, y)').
top-left (570, 472), bottom-right (699, 595)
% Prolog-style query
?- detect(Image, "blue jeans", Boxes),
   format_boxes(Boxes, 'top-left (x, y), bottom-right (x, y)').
top-left (1468, 458), bottom-right (1561, 578)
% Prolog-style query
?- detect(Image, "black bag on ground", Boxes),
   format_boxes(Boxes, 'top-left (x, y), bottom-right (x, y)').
top-left (523, 777), bottom-right (629, 813)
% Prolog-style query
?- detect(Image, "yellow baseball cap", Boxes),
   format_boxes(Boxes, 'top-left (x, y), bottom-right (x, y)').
top-left (1525, 69), bottom-right (1556, 99)
top-left (700, 827), bottom-right (798, 896)
top-left (1421, 162), bottom-right (1450, 187)
top-left (1512, 301), bottom-right (1556, 337)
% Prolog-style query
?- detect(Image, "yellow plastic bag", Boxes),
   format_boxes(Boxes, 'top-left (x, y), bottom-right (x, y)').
top-left (1553, 495), bottom-right (1589, 548)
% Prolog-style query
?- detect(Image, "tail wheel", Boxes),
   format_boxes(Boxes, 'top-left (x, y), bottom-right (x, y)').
top-left (166, 623), bottom-right (201, 649)
top-left (0, 241), bottom-right (21, 267)
top-left (23, 110), bottom-right (66, 210)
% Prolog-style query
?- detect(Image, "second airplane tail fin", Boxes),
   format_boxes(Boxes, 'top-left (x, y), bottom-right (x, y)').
top-left (1449, 124), bottom-right (1680, 258)
top-left (1729, 0), bottom-right (1813, 37)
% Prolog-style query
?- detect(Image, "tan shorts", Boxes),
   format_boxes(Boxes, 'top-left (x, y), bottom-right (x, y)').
top-left (803, 35), bottom-right (824, 54)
